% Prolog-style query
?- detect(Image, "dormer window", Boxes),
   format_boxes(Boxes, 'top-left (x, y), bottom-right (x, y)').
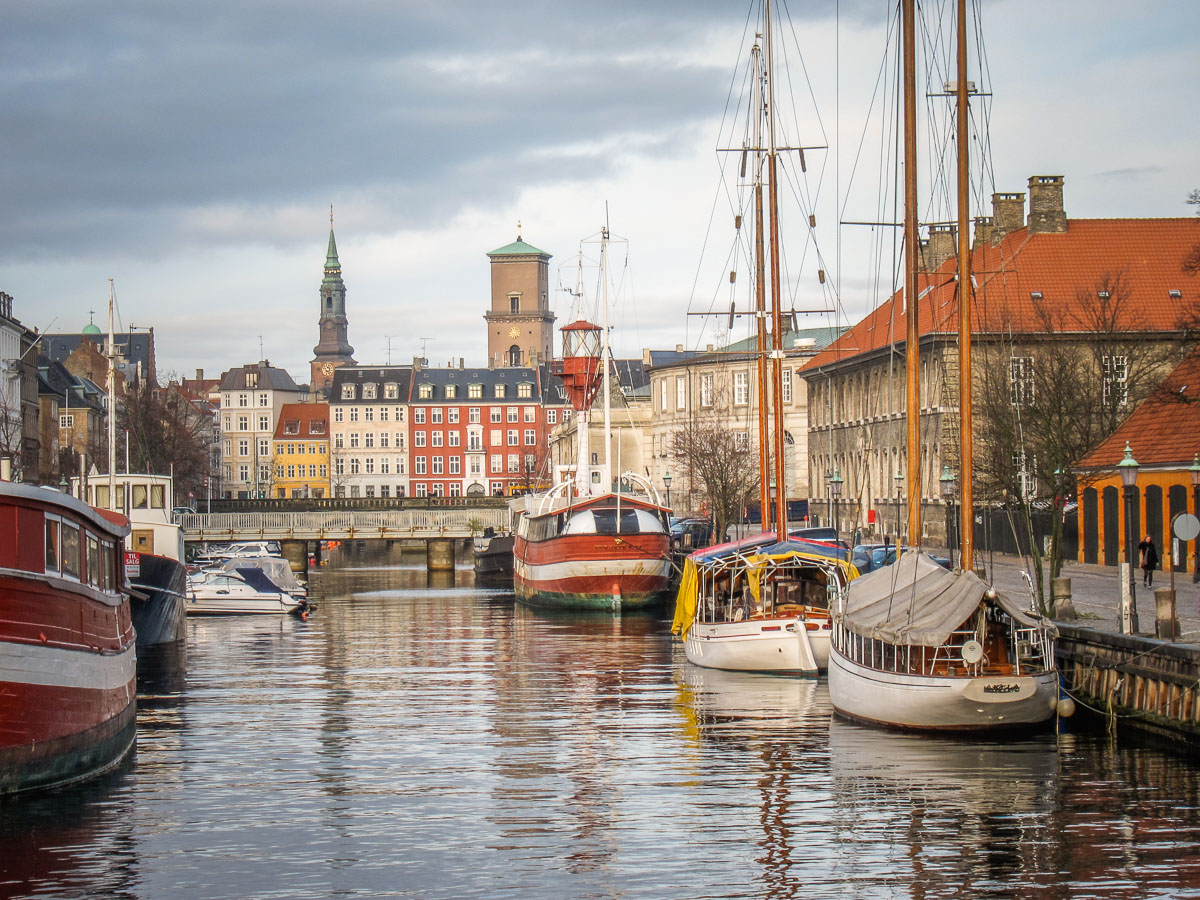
top-left (246, 372), bottom-right (258, 388)
top-left (445, 384), bottom-right (457, 399)
top-left (1169, 289), bottom-right (1182, 299)
top-left (363, 382), bottom-right (377, 400)
top-left (341, 384), bottom-right (356, 400)
top-left (494, 384), bottom-right (506, 399)
top-left (283, 419), bottom-right (300, 435)
top-left (384, 382), bottom-right (399, 399)
top-left (1098, 291), bottom-right (1110, 300)
top-left (1030, 291), bottom-right (1043, 301)
top-left (517, 382), bottom-right (533, 399)
top-left (418, 383), bottom-right (433, 399)
top-left (309, 420), bottom-right (326, 435)
top-left (468, 383), bottom-right (482, 399)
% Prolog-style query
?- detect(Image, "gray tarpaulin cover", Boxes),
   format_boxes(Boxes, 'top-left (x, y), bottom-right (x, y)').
top-left (221, 556), bottom-right (303, 591)
top-left (841, 552), bottom-right (1053, 647)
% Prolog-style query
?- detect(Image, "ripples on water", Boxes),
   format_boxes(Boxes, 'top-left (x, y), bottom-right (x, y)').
top-left (3, 544), bottom-right (1200, 899)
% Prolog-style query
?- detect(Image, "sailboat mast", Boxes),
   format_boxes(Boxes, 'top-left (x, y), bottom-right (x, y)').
top-left (764, 0), bottom-right (788, 535)
top-left (106, 278), bottom-right (117, 509)
top-left (600, 226), bottom-right (612, 491)
top-left (955, 0), bottom-right (974, 568)
top-left (752, 35), bottom-right (771, 528)
top-left (902, 0), bottom-right (922, 542)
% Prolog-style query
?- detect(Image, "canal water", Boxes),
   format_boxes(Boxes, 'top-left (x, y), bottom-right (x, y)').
top-left (4, 546), bottom-right (1200, 899)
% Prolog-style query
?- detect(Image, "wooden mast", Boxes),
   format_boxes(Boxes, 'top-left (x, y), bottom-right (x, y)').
top-left (903, 0), bottom-right (921, 540)
top-left (752, 35), bottom-right (771, 528)
top-left (765, 0), bottom-right (788, 535)
top-left (955, 0), bottom-right (974, 568)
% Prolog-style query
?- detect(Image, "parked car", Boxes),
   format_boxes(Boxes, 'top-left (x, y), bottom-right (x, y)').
top-left (173, 506), bottom-right (197, 520)
top-left (670, 517), bottom-right (713, 551)
top-left (851, 543), bottom-right (951, 574)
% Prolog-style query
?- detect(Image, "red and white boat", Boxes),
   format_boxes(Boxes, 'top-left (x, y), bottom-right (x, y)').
top-left (513, 485), bottom-right (671, 610)
top-left (512, 230), bottom-right (672, 610)
top-left (0, 477), bottom-right (137, 795)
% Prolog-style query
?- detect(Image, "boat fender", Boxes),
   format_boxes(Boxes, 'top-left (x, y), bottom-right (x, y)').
top-left (1056, 696), bottom-right (1076, 718)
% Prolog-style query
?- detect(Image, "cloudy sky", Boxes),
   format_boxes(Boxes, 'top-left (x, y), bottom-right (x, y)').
top-left (1, 1), bottom-right (1195, 383)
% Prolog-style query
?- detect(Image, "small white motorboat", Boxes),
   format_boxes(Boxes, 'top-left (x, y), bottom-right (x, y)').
top-left (186, 567), bottom-right (307, 616)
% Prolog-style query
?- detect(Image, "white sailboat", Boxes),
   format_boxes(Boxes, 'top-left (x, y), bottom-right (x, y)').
top-left (671, 0), bottom-right (854, 675)
top-left (826, 0), bottom-right (1059, 730)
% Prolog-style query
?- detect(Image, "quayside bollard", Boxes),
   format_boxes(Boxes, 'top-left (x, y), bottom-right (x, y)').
top-left (1051, 577), bottom-right (1076, 620)
top-left (1155, 587), bottom-right (1179, 640)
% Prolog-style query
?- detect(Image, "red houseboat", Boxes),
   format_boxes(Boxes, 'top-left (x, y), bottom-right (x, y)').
top-left (0, 479), bottom-right (137, 795)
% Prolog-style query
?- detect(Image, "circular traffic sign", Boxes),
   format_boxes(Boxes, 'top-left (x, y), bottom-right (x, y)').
top-left (1174, 513), bottom-right (1200, 542)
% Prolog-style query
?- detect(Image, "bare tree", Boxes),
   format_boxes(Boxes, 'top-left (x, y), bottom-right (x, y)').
top-left (974, 271), bottom-right (1189, 607)
top-left (670, 419), bottom-right (759, 543)
top-left (118, 378), bottom-right (212, 504)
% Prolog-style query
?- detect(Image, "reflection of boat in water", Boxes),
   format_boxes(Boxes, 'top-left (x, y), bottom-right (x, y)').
top-left (678, 665), bottom-right (823, 735)
top-left (0, 478), bottom-right (137, 795)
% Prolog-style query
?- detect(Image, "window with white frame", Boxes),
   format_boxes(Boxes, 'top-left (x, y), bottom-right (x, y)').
top-left (660, 379), bottom-right (668, 411)
top-left (1010, 357), bottom-right (1035, 406)
top-left (469, 407), bottom-right (480, 424)
top-left (364, 407), bottom-right (374, 422)
top-left (432, 431), bottom-right (443, 447)
top-left (258, 438), bottom-right (270, 457)
top-left (546, 409), bottom-right (557, 424)
top-left (432, 456), bottom-right (443, 475)
top-left (414, 456), bottom-right (426, 474)
top-left (431, 408), bottom-right (443, 424)
top-left (59, 414), bottom-right (74, 429)
top-left (238, 438), bottom-right (249, 456)
top-left (449, 432), bottom-right (460, 447)
top-left (490, 408), bottom-right (502, 423)
top-left (362, 383), bottom-right (377, 400)
top-left (258, 415), bottom-right (269, 431)
top-left (349, 408), bottom-right (359, 423)
top-left (700, 374), bottom-right (713, 407)
top-left (418, 384), bottom-right (433, 399)
top-left (445, 385), bottom-right (457, 399)
top-left (449, 456), bottom-right (460, 475)
top-left (448, 408), bottom-right (459, 424)
top-left (735, 431), bottom-right (749, 451)
top-left (414, 409), bottom-right (425, 424)
top-left (491, 455), bottom-right (503, 473)
top-left (364, 433), bottom-right (375, 448)
top-left (507, 407), bottom-right (518, 423)
top-left (524, 429), bottom-right (536, 445)
top-left (518, 382), bottom-right (532, 399)
top-left (414, 431), bottom-right (426, 447)
top-left (508, 454), bottom-right (520, 472)
top-left (341, 384), bottom-right (356, 400)
top-left (334, 408), bottom-right (343, 422)
top-left (237, 415), bottom-right (249, 431)
top-left (469, 383), bottom-right (482, 399)
top-left (676, 375), bottom-right (686, 410)
top-left (1102, 355), bottom-right (1129, 406)
top-left (384, 382), bottom-right (399, 399)
top-left (734, 372), bottom-right (749, 406)
top-left (782, 369), bottom-right (792, 403)
top-left (349, 433), bottom-right (360, 449)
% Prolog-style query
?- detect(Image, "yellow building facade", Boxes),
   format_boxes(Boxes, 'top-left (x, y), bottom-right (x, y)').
top-left (272, 403), bottom-right (331, 499)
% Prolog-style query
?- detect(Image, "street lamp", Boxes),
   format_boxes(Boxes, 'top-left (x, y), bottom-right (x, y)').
top-left (663, 471), bottom-right (672, 509)
top-left (1190, 452), bottom-right (1200, 583)
top-left (1118, 442), bottom-right (1140, 632)
top-left (940, 464), bottom-right (957, 569)
top-left (829, 468), bottom-right (844, 538)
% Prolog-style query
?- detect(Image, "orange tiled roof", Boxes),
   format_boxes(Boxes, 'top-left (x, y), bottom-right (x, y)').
top-left (1077, 350), bottom-right (1200, 470)
top-left (272, 402), bottom-right (330, 440)
top-left (802, 217), bottom-right (1198, 371)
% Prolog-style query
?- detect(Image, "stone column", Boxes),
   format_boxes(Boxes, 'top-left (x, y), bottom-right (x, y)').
top-left (427, 538), bottom-right (455, 572)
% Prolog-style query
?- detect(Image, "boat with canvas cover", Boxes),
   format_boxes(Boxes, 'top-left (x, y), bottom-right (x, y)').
top-left (826, 0), bottom-right (1059, 730)
top-left (672, 534), bottom-right (855, 675)
top-left (186, 566), bottom-right (306, 616)
top-left (0, 475), bottom-right (137, 795)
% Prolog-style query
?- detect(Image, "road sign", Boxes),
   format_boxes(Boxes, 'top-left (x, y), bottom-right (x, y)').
top-left (1174, 513), bottom-right (1200, 542)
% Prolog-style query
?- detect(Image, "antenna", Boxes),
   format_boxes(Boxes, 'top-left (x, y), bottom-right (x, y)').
top-left (385, 336), bottom-right (395, 365)
top-left (258, 335), bottom-right (264, 360)
top-left (419, 337), bottom-right (433, 364)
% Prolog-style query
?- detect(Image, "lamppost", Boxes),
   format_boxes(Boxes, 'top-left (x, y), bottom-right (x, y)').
top-left (894, 470), bottom-right (904, 543)
top-left (940, 464), bottom-right (957, 569)
top-left (1118, 442), bottom-right (1140, 632)
top-left (1190, 453), bottom-right (1200, 583)
top-left (663, 471), bottom-right (672, 509)
top-left (829, 468), bottom-right (844, 538)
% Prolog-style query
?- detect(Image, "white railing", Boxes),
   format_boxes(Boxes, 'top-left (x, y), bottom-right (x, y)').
top-left (179, 508), bottom-right (507, 541)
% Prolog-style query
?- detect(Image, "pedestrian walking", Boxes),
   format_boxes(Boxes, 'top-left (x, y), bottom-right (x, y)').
top-left (1138, 534), bottom-right (1158, 588)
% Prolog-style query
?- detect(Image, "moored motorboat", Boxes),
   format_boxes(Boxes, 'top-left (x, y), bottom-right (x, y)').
top-left (0, 478), bottom-right (137, 795)
top-left (472, 527), bottom-right (515, 583)
top-left (186, 566), bottom-right (306, 616)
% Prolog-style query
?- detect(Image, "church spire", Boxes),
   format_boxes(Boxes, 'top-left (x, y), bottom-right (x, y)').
top-left (311, 208), bottom-right (355, 395)
top-left (325, 206), bottom-right (341, 275)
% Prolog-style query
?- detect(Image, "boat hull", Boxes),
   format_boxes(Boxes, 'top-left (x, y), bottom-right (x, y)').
top-left (473, 533), bottom-right (514, 582)
top-left (827, 647), bottom-right (1058, 731)
top-left (683, 616), bottom-right (829, 675)
top-left (0, 578), bottom-right (138, 795)
top-left (513, 535), bottom-right (671, 610)
top-left (129, 552), bottom-right (188, 646)
top-left (186, 593), bottom-right (303, 615)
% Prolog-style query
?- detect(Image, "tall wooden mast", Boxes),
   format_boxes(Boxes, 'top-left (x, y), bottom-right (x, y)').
top-left (765, 0), bottom-right (788, 535)
top-left (752, 35), bottom-right (771, 526)
top-left (903, 0), bottom-right (921, 540)
top-left (955, 0), bottom-right (974, 568)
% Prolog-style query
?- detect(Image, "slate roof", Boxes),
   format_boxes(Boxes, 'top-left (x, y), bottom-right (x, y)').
top-left (802, 218), bottom-right (1199, 372)
top-left (410, 365), bottom-right (543, 402)
top-left (329, 365), bottom-right (414, 399)
top-left (1076, 350), bottom-right (1200, 471)
top-left (44, 330), bottom-right (155, 383)
top-left (219, 362), bottom-right (301, 392)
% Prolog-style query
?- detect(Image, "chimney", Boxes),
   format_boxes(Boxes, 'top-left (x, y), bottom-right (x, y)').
top-left (195, 368), bottom-right (204, 382)
top-left (991, 192), bottom-right (1026, 244)
top-left (1027, 175), bottom-right (1066, 234)
top-left (973, 216), bottom-right (994, 248)
top-left (921, 224), bottom-right (956, 272)
top-left (459, 357), bottom-right (464, 369)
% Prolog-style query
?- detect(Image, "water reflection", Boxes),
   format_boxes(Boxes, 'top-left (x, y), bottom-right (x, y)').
top-left (2, 551), bottom-right (1200, 899)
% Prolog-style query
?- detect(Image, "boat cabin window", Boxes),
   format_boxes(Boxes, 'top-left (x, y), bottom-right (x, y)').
top-left (101, 540), bottom-right (115, 592)
top-left (45, 516), bottom-right (60, 574)
top-left (150, 484), bottom-right (166, 508)
top-left (563, 508), bottom-right (665, 535)
top-left (61, 522), bottom-right (81, 580)
top-left (132, 484), bottom-right (149, 509)
top-left (92, 484), bottom-right (126, 509)
top-left (87, 535), bottom-right (101, 588)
